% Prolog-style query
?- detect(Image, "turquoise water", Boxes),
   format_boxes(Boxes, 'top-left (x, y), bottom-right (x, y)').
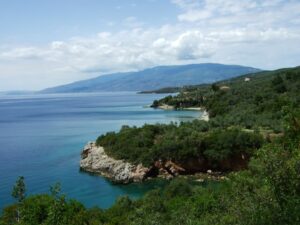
top-left (0, 92), bottom-right (200, 209)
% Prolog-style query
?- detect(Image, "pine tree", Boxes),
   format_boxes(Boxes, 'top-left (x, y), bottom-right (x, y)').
top-left (11, 176), bottom-right (26, 222)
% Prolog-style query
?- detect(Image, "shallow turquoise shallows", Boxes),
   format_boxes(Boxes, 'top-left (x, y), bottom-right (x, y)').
top-left (0, 92), bottom-right (201, 209)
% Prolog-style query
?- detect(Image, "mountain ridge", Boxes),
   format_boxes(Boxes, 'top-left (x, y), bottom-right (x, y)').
top-left (40, 63), bottom-right (261, 93)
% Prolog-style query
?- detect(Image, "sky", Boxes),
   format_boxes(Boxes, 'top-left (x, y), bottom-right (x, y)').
top-left (0, 0), bottom-right (299, 91)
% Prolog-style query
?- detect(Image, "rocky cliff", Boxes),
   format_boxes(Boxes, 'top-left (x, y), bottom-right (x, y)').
top-left (80, 142), bottom-right (150, 184)
top-left (80, 142), bottom-right (192, 184)
top-left (80, 142), bottom-right (247, 184)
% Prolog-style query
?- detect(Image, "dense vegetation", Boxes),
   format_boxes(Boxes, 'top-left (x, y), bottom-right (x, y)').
top-left (153, 67), bottom-right (300, 132)
top-left (1, 110), bottom-right (299, 225)
top-left (96, 67), bottom-right (300, 169)
top-left (96, 122), bottom-right (263, 169)
top-left (138, 86), bottom-right (181, 94)
top-left (1, 66), bottom-right (300, 224)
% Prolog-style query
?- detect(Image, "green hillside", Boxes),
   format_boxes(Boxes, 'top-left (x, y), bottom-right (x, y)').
top-left (95, 67), bottom-right (300, 171)
top-left (1, 66), bottom-right (300, 225)
top-left (153, 67), bottom-right (300, 132)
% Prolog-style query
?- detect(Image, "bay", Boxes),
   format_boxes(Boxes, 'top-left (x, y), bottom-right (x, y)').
top-left (0, 92), bottom-right (200, 209)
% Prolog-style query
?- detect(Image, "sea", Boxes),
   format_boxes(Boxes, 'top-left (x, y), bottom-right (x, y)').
top-left (0, 92), bottom-right (201, 210)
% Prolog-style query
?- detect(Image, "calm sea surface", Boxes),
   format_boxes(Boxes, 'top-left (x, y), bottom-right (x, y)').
top-left (0, 92), bottom-right (200, 209)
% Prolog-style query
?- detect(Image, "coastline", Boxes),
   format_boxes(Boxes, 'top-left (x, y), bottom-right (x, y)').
top-left (79, 104), bottom-right (210, 184)
top-left (79, 141), bottom-right (230, 185)
top-left (157, 104), bottom-right (209, 121)
top-left (157, 104), bottom-right (175, 110)
top-left (80, 142), bottom-right (187, 184)
top-left (1, 92), bottom-right (204, 210)
top-left (80, 142), bottom-right (150, 184)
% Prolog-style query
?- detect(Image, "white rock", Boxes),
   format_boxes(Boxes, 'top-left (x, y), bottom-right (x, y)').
top-left (80, 142), bottom-right (149, 184)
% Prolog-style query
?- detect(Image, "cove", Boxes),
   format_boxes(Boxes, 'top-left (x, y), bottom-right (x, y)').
top-left (0, 92), bottom-right (201, 209)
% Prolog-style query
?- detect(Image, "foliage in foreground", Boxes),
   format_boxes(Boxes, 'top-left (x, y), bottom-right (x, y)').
top-left (1, 111), bottom-right (300, 225)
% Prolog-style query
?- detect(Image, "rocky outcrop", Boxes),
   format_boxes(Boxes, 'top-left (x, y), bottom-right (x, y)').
top-left (80, 142), bottom-right (192, 184)
top-left (80, 142), bottom-right (149, 184)
top-left (80, 142), bottom-right (246, 184)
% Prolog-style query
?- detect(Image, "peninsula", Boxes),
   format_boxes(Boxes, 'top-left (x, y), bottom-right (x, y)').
top-left (80, 66), bottom-right (300, 184)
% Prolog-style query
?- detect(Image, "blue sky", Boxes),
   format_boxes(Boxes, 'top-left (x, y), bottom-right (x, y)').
top-left (0, 0), bottom-right (178, 44)
top-left (0, 0), bottom-right (300, 91)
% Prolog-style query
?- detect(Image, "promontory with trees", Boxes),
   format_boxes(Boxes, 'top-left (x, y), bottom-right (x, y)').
top-left (1, 66), bottom-right (300, 224)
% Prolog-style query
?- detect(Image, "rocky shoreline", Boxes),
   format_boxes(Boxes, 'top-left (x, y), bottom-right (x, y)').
top-left (80, 142), bottom-right (150, 183)
top-left (80, 142), bottom-right (233, 184)
top-left (80, 142), bottom-right (188, 184)
top-left (80, 104), bottom-right (211, 184)
top-left (156, 104), bottom-right (209, 121)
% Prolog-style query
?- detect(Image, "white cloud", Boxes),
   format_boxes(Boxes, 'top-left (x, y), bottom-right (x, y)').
top-left (0, 28), bottom-right (219, 78)
top-left (174, 0), bottom-right (300, 28)
top-left (0, 0), bottom-right (299, 90)
top-left (0, 47), bottom-right (47, 59)
top-left (171, 31), bottom-right (216, 59)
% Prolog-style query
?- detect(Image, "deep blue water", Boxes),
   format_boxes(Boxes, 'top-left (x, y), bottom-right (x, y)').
top-left (0, 92), bottom-right (200, 209)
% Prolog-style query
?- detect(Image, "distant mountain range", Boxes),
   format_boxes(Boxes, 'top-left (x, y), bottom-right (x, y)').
top-left (40, 63), bottom-right (261, 93)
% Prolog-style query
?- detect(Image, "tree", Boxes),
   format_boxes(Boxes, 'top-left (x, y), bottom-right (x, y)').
top-left (211, 83), bottom-right (220, 92)
top-left (12, 176), bottom-right (26, 203)
top-left (272, 75), bottom-right (286, 93)
top-left (152, 100), bottom-right (159, 108)
top-left (46, 182), bottom-right (66, 225)
top-left (11, 176), bottom-right (26, 222)
top-left (272, 75), bottom-right (284, 86)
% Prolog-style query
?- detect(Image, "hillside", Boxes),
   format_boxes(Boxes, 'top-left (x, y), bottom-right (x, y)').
top-left (92, 67), bottom-right (300, 182)
top-left (40, 63), bottom-right (260, 93)
top-left (152, 66), bottom-right (300, 132)
top-left (2, 66), bottom-right (300, 225)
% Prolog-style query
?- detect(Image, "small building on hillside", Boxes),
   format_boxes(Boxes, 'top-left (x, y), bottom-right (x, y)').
top-left (244, 77), bottom-right (251, 82)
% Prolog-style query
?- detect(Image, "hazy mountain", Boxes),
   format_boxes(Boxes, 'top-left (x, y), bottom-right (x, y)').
top-left (40, 63), bottom-right (261, 93)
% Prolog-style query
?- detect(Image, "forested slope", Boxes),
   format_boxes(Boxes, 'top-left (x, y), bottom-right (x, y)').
top-left (153, 67), bottom-right (300, 132)
top-left (95, 67), bottom-right (300, 173)
top-left (2, 66), bottom-right (300, 225)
